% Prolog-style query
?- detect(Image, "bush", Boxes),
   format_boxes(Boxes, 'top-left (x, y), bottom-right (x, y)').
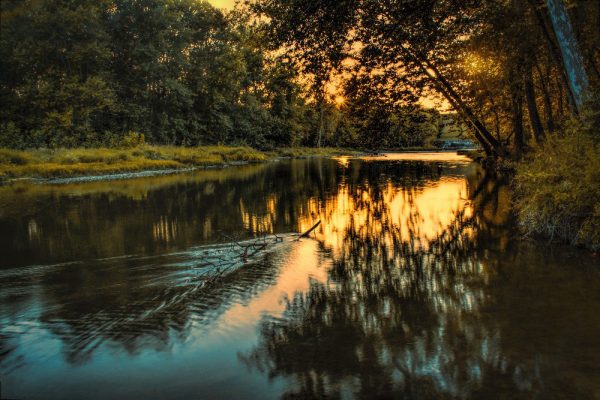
top-left (514, 117), bottom-right (600, 251)
top-left (121, 131), bottom-right (145, 148)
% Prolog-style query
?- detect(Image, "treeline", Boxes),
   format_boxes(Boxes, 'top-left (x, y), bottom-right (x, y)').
top-left (335, 103), bottom-right (466, 149)
top-left (0, 0), bottom-right (459, 150)
top-left (255, 0), bottom-right (600, 157)
top-left (0, 0), bottom-right (318, 148)
top-left (0, 1), bottom-right (278, 148)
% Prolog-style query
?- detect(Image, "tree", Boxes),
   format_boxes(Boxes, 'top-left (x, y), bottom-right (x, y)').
top-left (254, 0), bottom-right (598, 156)
top-left (545, 0), bottom-right (590, 111)
top-left (0, 0), bottom-right (326, 148)
top-left (254, 0), bottom-right (511, 156)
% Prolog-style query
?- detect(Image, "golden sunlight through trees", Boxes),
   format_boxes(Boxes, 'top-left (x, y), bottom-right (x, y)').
top-left (207, 0), bottom-right (235, 9)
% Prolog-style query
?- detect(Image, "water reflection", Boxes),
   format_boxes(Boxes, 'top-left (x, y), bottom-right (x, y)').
top-left (1, 155), bottom-right (598, 399)
top-left (240, 171), bottom-right (508, 398)
top-left (241, 163), bottom-right (599, 399)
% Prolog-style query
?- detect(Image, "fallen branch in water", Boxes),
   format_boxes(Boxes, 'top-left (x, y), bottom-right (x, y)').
top-left (196, 234), bottom-right (287, 289)
top-left (219, 232), bottom-right (246, 250)
top-left (197, 226), bottom-right (322, 289)
top-left (296, 220), bottom-right (321, 240)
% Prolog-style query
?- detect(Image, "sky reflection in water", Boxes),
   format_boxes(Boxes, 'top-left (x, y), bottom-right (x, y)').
top-left (0, 154), bottom-right (599, 399)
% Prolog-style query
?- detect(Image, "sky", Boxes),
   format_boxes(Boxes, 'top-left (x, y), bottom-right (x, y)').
top-left (208, 0), bottom-right (236, 9)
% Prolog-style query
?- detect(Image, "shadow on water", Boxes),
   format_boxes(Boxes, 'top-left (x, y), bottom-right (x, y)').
top-left (0, 155), bottom-right (599, 399)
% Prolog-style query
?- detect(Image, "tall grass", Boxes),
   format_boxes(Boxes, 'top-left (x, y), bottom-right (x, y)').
top-left (0, 145), bottom-right (356, 180)
top-left (0, 145), bottom-right (269, 179)
top-left (514, 120), bottom-right (600, 251)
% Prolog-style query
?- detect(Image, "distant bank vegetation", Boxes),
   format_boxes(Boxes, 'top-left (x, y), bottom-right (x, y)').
top-left (0, 0), bottom-right (466, 151)
top-left (0, 145), bottom-right (264, 179)
top-left (0, 145), bottom-right (360, 180)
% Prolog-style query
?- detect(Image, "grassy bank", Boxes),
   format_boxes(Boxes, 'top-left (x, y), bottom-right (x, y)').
top-left (0, 146), bottom-right (357, 180)
top-left (514, 130), bottom-right (600, 252)
top-left (275, 147), bottom-right (360, 158)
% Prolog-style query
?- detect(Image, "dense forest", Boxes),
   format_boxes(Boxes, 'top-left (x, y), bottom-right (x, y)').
top-left (0, 0), bottom-right (458, 150)
top-left (1, 1), bottom-right (598, 153)
top-left (0, 0), bottom-right (313, 148)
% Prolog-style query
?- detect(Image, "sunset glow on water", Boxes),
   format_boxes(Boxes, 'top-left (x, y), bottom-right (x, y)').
top-left (1, 155), bottom-right (598, 399)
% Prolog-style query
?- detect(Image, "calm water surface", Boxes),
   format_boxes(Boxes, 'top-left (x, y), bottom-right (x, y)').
top-left (1, 154), bottom-right (599, 399)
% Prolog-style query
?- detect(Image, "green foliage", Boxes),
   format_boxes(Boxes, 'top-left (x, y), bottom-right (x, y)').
top-left (121, 132), bottom-right (145, 148)
top-left (255, 0), bottom-right (600, 156)
top-left (0, 0), bottom-right (325, 149)
top-left (0, 0), bottom-right (467, 151)
top-left (334, 96), bottom-right (444, 149)
top-left (0, 122), bottom-right (25, 149)
top-left (514, 117), bottom-right (600, 250)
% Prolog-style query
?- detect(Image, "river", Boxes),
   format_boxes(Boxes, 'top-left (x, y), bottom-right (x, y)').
top-left (1, 153), bottom-right (598, 399)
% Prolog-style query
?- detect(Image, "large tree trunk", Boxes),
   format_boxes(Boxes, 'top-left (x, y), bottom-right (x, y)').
top-left (546, 0), bottom-right (590, 111)
top-left (524, 67), bottom-right (546, 143)
top-left (529, 1), bottom-right (578, 114)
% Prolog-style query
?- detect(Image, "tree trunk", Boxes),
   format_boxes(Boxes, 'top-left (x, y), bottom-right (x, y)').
top-left (534, 62), bottom-right (555, 132)
top-left (556, 73), bottom-right (565, 117)
top-left (317, 102), bottom-right (324, 148)
top-left (488, 95), bottom-right (502, 140)
top-left (404, 49), bottom-right (504, 156)
top-left (524, 67), bottom-right (546, 143)
top-left (424, 60), bottom-right (504, 152)
top-left (439, 87), bottom-right (494, 156)
top-left (512, 86), bottom-right (525, 158)
top-left (530, 1), bottom-right (578, 114)
top-left (587, 52), bottom-right (600, 82)
top-left (546, 0), bottom-right (590, 111)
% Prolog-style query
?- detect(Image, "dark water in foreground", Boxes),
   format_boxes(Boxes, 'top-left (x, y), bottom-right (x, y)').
top-left (1, 154), bottom-right (599, 400)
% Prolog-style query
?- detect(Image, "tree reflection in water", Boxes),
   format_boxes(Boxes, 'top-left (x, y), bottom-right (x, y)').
top-left (1, 157), bottom-right (598, 399)
top-left (240, 164), bottom-right (599, 399)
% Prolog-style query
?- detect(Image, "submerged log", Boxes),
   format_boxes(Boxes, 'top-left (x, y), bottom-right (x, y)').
top-left (297, 220), bottom-right (321, 240)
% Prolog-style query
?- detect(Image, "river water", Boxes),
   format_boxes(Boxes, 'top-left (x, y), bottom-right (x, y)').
top-left (1, 153), bottom-right (599, 399)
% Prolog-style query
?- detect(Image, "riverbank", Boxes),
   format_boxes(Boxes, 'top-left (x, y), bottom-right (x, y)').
top-left (514, 132), bottom-right (600, 252)
top-left (0, 146), bottom-right (358, 182)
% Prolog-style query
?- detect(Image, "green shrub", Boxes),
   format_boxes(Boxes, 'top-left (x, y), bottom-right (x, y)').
top-left (514, 118), bottom-right (600, 251)
top-left (121, 131), bottom-right (145, 148)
